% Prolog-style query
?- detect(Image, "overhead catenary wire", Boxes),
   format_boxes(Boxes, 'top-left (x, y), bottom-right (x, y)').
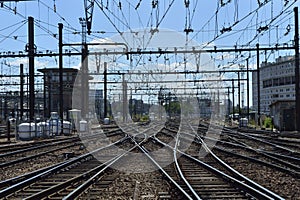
top-left (94, 0), bottom-right (130, 46)
top-left (245, 1), bottom-right (297, 46)
top-left (0, 1), bottom-right (84, 56)
top-left (0, 0), bottom-right (296, 69)
top-left (188, 0), bottom-right (273, 47)
top-left (0, 20), bottom-right (27, 45)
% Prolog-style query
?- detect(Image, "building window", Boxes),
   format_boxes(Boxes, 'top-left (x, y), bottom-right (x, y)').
top-left (63, 72), bottom-right (67, 81)
top-left (53, 74), bottom-right (59, 82)
top-left (292, 76), bottom-right (295, 84)
top-left (285, 76), bottom-right (292, 85)
top-left (279, 77), bottom-right (285, 85)
top-left (273, 78), bottom-right (279, 86)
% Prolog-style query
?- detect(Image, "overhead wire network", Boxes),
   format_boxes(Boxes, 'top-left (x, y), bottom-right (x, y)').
top-left (0, 1), bottom-right (297, 60)
top-left (87, 0), bottom-right (298, 106)
top-left (0, 0), bottom-right (298, 107)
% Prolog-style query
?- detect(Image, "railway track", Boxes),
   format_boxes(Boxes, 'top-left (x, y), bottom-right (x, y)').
top-left (189, 122), bottom-right (300, 169)
top-left (141, 138), bottom-right (277, 199)
top-left (70, 145), bottom-right (183, 200)
top-left (190, 127), bottom-right (300, 177)
top-left (0, 136), bottom-right (79, 154)
top-left (0, 137), bottom-right (81, 167)
top-left (190, 122), bottom-right (300, 199)
top-left (0, 134), bottom-right (132, 199)
top-left (238, 127), bottom-right (300, 148)
top-left (0, 122), bottom-right (185, 200)
top-left (141, 122), bottom-right (283, 200)
top-left (220, 127), bottom-right (300, 166)
top-left (0, 119), bottom-right (292, 199)
top-left (0, 126), bottom-right (125, 181)
top-left (223, 127), bottom-right (300, 155)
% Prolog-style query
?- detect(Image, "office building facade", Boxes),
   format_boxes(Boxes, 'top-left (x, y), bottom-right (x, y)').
top-left (252, 56), bottom-right (295, 115)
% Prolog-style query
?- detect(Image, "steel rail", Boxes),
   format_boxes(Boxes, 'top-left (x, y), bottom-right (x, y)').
top-left (154, 121), bottom-right (285, 199)
top-left (62, 129), bottom-right (160, 199)
top-left (154, 136), bottom-right (278, 200)
top-left (183, 123), bottom-right (285, 200)
top-left (120, 127), bottom-right (195, 200)
top-left (137, 145), bottom-right (193, 200)
top-left (196, 122), bottom-right (300, 158)
top-left (0, 130), bottom-right (126, 189)
top-left (0, 137), bottom-right (79, 158)
top-left (0, 136), bottom-right (128, 198)
top-left (24, 142), bottom-right (133, 200)
top-left (172, 126), bottom-right (202, 200)
top-left (204, 134), bottom-right (300, 171)
top-left (223, 127), bottom-right (297, 154)
top-left (260, 150), bottom-right (300, 163)
top-left (195, 126), bottom-right (300, 168)
top-left (0, 158), bottom-right (71, 189)
top-left (0, 136), bottom-right (79, 153)
top-left (0, 142), bottom-right (79, 168)
top-left (63, 136), bottom-right (143, 200)
top-left (213, 146), bottom-right (300, 178)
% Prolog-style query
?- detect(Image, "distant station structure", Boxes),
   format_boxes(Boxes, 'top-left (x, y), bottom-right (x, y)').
top-left (38, 68), bottom-right (78, 119)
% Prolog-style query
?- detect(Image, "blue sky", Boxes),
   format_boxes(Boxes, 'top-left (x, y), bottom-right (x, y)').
top-left (0, 0), bottom-right (299, 107)
top-left (1, 1), bottom-right (298, 52)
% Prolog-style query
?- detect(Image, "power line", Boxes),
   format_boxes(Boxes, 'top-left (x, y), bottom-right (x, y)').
top-left (0, 20), bottom-right (26, 45)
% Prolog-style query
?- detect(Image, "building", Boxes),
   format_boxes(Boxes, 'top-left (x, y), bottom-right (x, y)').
top-left (252, 56), bottom-right (295, 115)
top-left (198, 98), bottom-right (212, 118)
top-left (269, 100), bottom-right (295, 131)
top-left (129, 99), bottom-right (150, 116)
top-left (38, 68), bottom-right (78, 118)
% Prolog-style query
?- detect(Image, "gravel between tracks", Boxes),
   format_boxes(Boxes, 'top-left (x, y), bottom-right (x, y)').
top-left (0, 145), bottom-right (88, 181)
top-left (79, 148), bottom-right (178, 199)
top-left (213, 151), bottom-right (300, 199)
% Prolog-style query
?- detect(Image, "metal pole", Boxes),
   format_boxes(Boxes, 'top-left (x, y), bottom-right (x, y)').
top-left (217, 90), bottom-right (220, 116)
top-left (227, 87), bottom-right (230, 117)
top-left (20, 64), bottom-right (24, 121)
top-left (48, 74), bottom-right (52, 118)
top-left (7, 119), bottom-right (10, 142)
top-left (246, 58), bottom-right (250, 120)
top-left (79, 19), bottom-right (89, 120)
top-left (27, 73), bottom-right (29, 120)
top-left (80, 44), bottom-right (89, 119)
top-left (4, 95), bottom-right (7, 120)
top-left (256, 43), bottom-right (261, 127)
top-left (58, 23), bottom-right (64, 134)
top-left (232, 79), bottom-right (235, 115)
top-left (43, 73), bottom-right (46, 119)
top-left (238, 71), bottom-right (241, 117)
top-left (122, 74), bottom-right (127, 122)
top-left (104, 62), bottom-right (107, 119)
top-left (28, 16), bottom-right (35, 121)
top-left (294, 7), bottom-right (300, 132)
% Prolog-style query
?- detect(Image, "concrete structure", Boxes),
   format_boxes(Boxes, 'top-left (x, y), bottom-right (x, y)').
top-left (269, 100), bottom-right (295, 131)
top-left (89, 89), bottom-right (104, 120)
top-left (38, 68), bottom-right (78, 118)
top-left (252, 56), bottom-right (296, 115)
